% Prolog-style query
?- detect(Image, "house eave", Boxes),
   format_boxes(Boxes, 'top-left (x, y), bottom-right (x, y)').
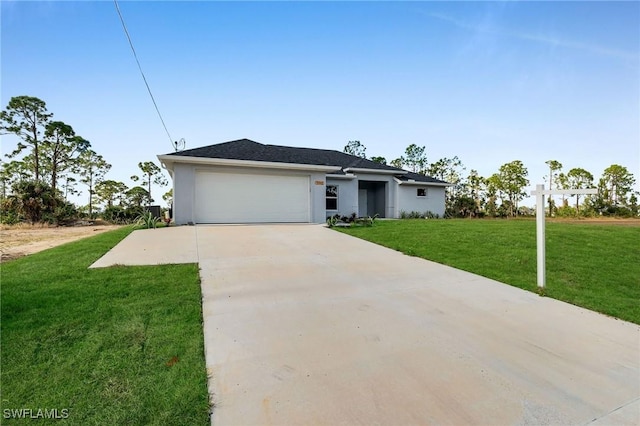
top-left (157, 154), bottom-right (343, 173)
top-left (344, 167), bottom-right (407, 175)
top-left (393, 177), bottom-right (452, 187)
top-left (326, 174), bottom-right (357, 180)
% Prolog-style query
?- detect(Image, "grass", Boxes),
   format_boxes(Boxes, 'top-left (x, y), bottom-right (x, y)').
top-left (1, 227), bottom-right (210, 425)
top-left (337, 219), bottom-right (640, 324)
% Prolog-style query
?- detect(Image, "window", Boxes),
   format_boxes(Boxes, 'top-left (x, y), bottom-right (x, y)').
top-left (326, 185), bottom-right (338, 210)
top-left (417, 188), bottom-right (427, 197)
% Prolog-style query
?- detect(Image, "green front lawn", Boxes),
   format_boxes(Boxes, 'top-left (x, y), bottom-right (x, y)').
top-left (1, 228), bottom-right (210, 424)
top-left (337, 219), bottom-right (640, 324)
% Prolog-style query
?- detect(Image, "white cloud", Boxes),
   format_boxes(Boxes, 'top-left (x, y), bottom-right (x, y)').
top-left (423, 10), bottom-right (638, 62)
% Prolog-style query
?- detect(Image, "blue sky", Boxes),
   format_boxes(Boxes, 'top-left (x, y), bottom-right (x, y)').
top-left (2, 1), bottom-right (639, 207)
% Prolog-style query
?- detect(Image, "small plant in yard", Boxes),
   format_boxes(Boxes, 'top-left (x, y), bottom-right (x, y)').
top-left (134, 211), bottom-right (160, 229)
top-left (400, 210), bottom-right (440, 219)
top-left (343, 212), bottom-right (357, 223)
top-left (353, 214), bottom-right (379, 227)
top-left (326, 215), bottom-right (339, 228)
top-left (326, 213), bottom-right (356, 228)
top-left (327, 213), bottom-right (377, 228)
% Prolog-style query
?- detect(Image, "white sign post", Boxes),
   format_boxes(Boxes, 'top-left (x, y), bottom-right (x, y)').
top-left (530, 184), bottom-right (598, 290)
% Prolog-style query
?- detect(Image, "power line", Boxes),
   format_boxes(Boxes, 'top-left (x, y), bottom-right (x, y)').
top-left (113, 0), bottom-right (174, 149)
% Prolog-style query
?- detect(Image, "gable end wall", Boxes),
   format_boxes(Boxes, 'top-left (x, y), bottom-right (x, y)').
top-left (397, 185), bottom-right (446, 217)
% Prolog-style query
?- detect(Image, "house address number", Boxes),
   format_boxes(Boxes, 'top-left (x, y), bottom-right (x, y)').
top-left (315, 180), bottom-right (325, 185)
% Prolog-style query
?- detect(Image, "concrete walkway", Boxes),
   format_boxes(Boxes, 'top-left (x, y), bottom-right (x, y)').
top-left (92, 224), bottom-right (640, 425)
top-left (90, 226), bottom-right (198, 267)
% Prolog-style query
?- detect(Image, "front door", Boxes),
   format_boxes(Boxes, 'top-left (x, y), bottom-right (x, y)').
top-left (358, 189), bottom-right (368, 217)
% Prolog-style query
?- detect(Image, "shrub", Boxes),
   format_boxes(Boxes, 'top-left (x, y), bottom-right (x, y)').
top-left (556, 206), bottom-right (578, 218)
top-left (353, 214), bottom-right (378, 227)
top-left (103, 205), bottom-right (126, 223)
top-left (134, 211), bottom-right (160, 229)
top-left (0, 197), bottom-right (22, 224)
top-left (341, 212), bottom-right (357, 223)
top-left (326, 215), bottom-right (339, 228)
top-left (103, 205), bottom-right (145, 224)
top-left (603, 206), bottom-right (634, 218)
top-left (327, 213), bottom-right (376, 228)
top-left (54, 200), bottom-right (79, 225)
top-left (399, 210), bottom-right (440, 219)
top-left (517, 206), bottom-right (535, 217)
top-left (4, 180), bottom-right (61, 224)
top-left (446, 195), bottom-right (476, 218)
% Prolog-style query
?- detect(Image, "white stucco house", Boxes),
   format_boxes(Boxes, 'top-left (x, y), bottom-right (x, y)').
top-left (157, 139), bottom-right (450, 224)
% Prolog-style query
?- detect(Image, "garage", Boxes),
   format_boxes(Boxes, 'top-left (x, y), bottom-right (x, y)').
top-left (194, 171), bottom-right (310, 223)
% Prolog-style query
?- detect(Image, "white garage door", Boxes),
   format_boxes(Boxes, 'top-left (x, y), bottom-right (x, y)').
top-left (194, 171), bottom-right (310, 223)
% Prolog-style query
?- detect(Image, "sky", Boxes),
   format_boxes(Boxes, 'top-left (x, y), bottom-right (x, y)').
top-left (2, 1), bottom-right (639, 208)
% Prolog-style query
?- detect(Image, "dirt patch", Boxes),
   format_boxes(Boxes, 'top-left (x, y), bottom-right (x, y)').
top-left (1, 223), bottom-right (124, 262)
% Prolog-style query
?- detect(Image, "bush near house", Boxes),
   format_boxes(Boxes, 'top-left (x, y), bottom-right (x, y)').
top-left (399, 210), bottom-right (440, 219)
top-left (326, 213), bottom-right (378, 228)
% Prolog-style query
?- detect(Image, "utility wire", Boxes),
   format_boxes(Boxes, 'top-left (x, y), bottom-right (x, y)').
top-left (113, 0), bottom-right (174, 149)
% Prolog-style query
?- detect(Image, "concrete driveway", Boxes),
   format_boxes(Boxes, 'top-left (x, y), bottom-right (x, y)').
top-left (92, 224), bottom-right (639, 425)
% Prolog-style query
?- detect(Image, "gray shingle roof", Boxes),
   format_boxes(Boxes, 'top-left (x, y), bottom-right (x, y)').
top-left (396, 171), bottom-right (450, 184)
top-left (167, 139), bottom-right (447, 184)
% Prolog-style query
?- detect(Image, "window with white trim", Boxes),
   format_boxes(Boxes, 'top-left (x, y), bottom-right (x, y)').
top-left (417, 188), bottom-right (427, 197)
top-left (326, 185), bottom-right (338, 210)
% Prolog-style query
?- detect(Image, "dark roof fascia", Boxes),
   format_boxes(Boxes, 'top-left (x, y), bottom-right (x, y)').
top-left (395, 176), bottom-right (451, 186)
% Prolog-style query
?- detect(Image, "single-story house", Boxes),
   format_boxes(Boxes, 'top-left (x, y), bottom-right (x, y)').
top-left (157, 139), bottom-right (450, 224)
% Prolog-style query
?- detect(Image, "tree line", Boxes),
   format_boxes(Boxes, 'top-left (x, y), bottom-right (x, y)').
top-left (0, 96), bottom-right (169, 224)
top-left (344, 140), bottom-right (638, 218)
top-left (2, 96), bottom-right (635, 224)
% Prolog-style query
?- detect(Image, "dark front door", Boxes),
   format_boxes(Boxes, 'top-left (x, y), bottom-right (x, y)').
top-left (358, 181), bottom-right (386, 218)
